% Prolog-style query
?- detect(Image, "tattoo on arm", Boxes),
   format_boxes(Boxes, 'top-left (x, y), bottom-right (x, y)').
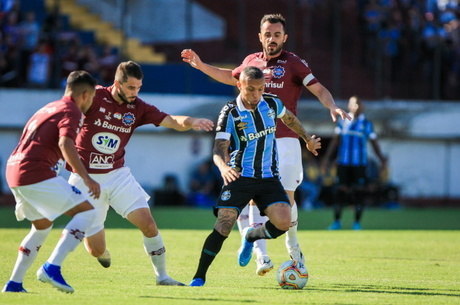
top-left (213, 139), bottom-right (230, 164)
top-left (281, 110), bottom-right (311, 142)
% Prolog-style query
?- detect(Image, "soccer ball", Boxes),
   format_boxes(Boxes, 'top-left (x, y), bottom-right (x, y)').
top-left (276, 260), bottom-right (308, 289)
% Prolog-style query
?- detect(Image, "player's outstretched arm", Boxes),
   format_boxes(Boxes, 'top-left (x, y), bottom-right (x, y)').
top-left (181, 49), bottom-right (237, 86)
top-left (160, 115), bottom-right (214, 132)
top-left (213, 139), bottom-right (240, 185)
top-left (280, 109), bottom-right (321, 156)
top-left (306, 82), bottom-right (351, 122)
top-left (58, 136), bottom-right (101, 199)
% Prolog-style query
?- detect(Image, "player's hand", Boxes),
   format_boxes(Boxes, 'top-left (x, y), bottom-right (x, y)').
top-left (219, 166), bottom-right (241, 185)
top-left (330, 107), bottom-right (352, 122)
top-left (306, 135), bottom-right (321, 156)
top-left (181, 49), bottom-right (203, 69)
top-left (83, 177), bottom-right (101, 199)
top-left (191, 118), bottom-right (214, 131)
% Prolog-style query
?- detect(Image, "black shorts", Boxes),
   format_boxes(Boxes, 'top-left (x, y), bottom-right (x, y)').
top-left (214, 177), bottom-right (289, 217)
top-left (337, 165), bottom-right (367, 187)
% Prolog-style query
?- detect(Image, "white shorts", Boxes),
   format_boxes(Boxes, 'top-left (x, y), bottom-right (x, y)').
top-left (276, 137), bottom-right (303, 191)
top-left (11, 176), bottom-right (88, 222)
top-left (68, 167), bottom-right (150, 236)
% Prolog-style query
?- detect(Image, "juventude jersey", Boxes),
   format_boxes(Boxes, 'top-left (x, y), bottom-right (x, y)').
top-left (215, 93), bottom-right (286, 179)
top-left (232, 50), bottom-right (318, 139)
top-left (335, 113), bottom-right (377, 166)
top-left (73, 85), bottom-right (168, 174)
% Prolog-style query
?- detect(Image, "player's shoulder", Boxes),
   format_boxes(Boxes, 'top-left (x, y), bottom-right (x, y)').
top-left (218, 99), bottom-right (237, 115)
top-left (263, 93), bottom-right (282, 104)
top-left (283, 50), bottom-right (309, 64)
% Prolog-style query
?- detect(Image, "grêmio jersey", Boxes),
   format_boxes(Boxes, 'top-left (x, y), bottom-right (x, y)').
top-left (6, 96), bottom-right (83, 187)
top-left (73, 85), bottom-right (168, 174)
top-left (215, 93), bottom-right (286, 179)
top-left (232, 50), bottom-right (318, 139)
top-left (335, 113), bottom-right (377, 166)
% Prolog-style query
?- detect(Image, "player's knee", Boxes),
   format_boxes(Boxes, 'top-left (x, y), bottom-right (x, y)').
top-left (140, 222), bottom-right (159, 238)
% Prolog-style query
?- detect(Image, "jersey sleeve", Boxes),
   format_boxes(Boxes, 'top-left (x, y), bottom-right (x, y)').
top-left (291, 54), bottom-right (318, 87)
top-left (366, 120), bottom-right (377, 139)
top-left (57, 108), bottom-right (81, 140)
top-left (215, 103), bottom-right (234, 140)
top-left (140, 101), bottom-right (169, 126)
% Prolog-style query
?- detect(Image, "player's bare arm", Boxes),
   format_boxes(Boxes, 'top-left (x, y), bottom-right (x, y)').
top-left (213, 139), bottom-right (240, 185)
top-left (58, 136), bottom-right (101, 199)
top-left (280, 109), bottom-right (321, 156)
top-left (181, 49), bottom-right (237, 86)
top-left (306, 82), bottom-right (351, 122)
top-left (160, 115), bottom-right (214, 132)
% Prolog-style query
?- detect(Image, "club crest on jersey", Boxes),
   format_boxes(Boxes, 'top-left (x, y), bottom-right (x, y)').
top-left (267, 108), bottom-right (276, 119)
top-left (221, 190), bottom-right (231, 201)
top-left (272, 66), bottom-right (285, 79)
top-left (122, 112), bottom-right (135, 126)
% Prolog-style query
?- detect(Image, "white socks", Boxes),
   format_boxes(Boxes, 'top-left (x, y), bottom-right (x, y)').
top-left (249, 205), bottom-right (268, 258)
top-left (237, 205), bottom-right (249, 234)
top-left (48, 209), bottom-right (95, 266)
top-left (9, 226), bottom-right (52, 283)
top-left (285, 202), bottom-right (299, 250)
top-left (143, 233), bottom-right (168, 281)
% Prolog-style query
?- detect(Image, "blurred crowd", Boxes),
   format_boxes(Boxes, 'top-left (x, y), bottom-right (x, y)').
top-left (0, 0), bottom-right (119, 89)
top-left (357, 0), bottom-right (460, 99)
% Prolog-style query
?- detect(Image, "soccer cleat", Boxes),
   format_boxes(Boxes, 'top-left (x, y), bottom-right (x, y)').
top-left (37, 262), bottom-right (74, 293)
top-left (238, 227), bottom-right (254, 267)
top-left (255, 255), bottom-right (274, 276)
top-left (352, 222), bottom-right (362, 230)
top-left (2, 281), bottom-right (27, 293)
top-left (156, 277), bottom-right (185, 286)
top-left (328, 220), bottom-right (342, 230)
top-left (97, 249), bottom-right (111, 268)
top-left (189, 278), bottom-right (205, 287)
top-left (289, 244), bottom-right (305, 265)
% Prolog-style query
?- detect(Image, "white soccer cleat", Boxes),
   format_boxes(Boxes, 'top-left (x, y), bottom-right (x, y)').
top-left (255, 255), bottom-right (274, 276)
top-left (97, 249), bottom-right (111, 268)
top-left (288, 244), bottom-right (305, 266)
top-left (156, 276), bottom-right (185, 286)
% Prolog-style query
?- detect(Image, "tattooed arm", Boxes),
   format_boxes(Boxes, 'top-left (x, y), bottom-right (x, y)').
top-left (280, 109), bottom-right (322, 156)
top-left (213, 139), bottom-right (240, 185)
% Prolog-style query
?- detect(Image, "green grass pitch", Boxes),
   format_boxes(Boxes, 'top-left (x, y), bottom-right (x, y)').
top-left (0, 207), bottom-right (459, 305)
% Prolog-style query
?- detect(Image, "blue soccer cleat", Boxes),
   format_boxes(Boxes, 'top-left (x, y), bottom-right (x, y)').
top-left (37, 262), bottom-right (74, 293)
top-left (352, 222), bottom-right (362, 230)
top-left (2, 281), bottom-right (27, 293)
top-left (238, 227), bottom-right (254, 267)
top-left (328, 220), bottom-right (342, 230)
top-left (189, 278), bottom-right (205, 287)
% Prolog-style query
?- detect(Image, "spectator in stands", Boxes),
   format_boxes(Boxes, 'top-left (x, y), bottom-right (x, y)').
top-left (26, 40), bottom-right (51, 87)
top-left (18, 11), bottom-right (40, 83)
top-left (152, 174), bottom-right (185, 206)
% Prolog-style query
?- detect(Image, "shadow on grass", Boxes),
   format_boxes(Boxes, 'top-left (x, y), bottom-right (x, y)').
top-left (139, 295), bottom-right (256, 303)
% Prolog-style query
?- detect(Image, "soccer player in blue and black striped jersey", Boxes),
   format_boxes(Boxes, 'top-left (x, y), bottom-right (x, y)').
top-left (322, 95), bottom-right (387, 230)
top-left (189, 66), bottom-right (321, 287)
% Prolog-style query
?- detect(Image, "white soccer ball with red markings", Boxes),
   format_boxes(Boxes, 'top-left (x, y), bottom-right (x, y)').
top-left (276, 260), bottom-right (308, 289)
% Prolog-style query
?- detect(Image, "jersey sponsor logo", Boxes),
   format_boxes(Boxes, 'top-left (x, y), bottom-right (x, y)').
top-left (122, 112), bottom-right (135, 126)
top-left (105, 112), bottom-right (112, 121)
top-left (221, 190), bottom-right (231, 201)
top-left (247, 126), bottom-right (276, 140)
top-left (89, 152), bottom-right (114, 169)
top-left (99, 107), bottom-right (106, 113)
top-left (91, 132), bottom-right (120, 154)
top-left (266, 81), bottom-right (284, 89)
top-left (94, 119), bottom-right (132, 133)
top-left (272, 66), bottom-right (285, 79)
top-left (277, 60), bottom-right (287, 64)
top-left (237, 121), bottom-right (248, 130)
top-left (114, 112), bottom-right (122, 120)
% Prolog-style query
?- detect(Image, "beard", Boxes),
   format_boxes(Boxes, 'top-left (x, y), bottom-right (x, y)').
top-left (117, 88), bottom-right (136, 104)
top-left (265, 42), bottom-right (283, 56)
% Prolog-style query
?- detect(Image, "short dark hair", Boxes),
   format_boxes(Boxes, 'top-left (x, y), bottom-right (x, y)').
top-left (115, 60), bottom-right (143, 83)
top-left (260, 14), bottom-right (286, 31)
top-left (241, 66), bottom-right (264, 81)
top-left (66, 70), bottom-right (97, 92)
